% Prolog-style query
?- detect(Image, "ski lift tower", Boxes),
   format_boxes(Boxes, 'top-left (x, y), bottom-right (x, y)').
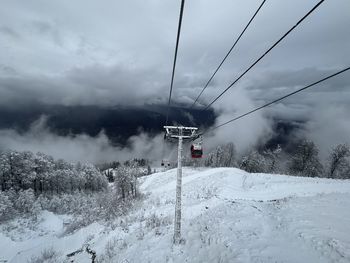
top-left (164, 125), bottom-right (199, 244)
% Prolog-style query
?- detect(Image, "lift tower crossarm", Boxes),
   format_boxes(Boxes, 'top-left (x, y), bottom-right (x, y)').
top-left (164, 126), bottom-right (197, 138)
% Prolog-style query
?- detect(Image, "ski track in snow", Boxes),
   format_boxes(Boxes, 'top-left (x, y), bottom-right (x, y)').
top-left (1, 167), bottom-right (350, 262)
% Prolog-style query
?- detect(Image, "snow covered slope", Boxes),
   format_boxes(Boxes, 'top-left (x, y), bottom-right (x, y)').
top-left (138, 167), bottom-right (350, 263)
top-left (2, 167), bottom-right (350, 262)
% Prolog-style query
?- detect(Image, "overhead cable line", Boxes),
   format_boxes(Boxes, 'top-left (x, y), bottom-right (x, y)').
top-left (165, 0), bottom-right (186, 126)
top-left (200, 66), bottom-right (350, 136)
top-left (203, 0), bottom-right (325, 110)
top-left (190, 0), bottom-right (267, 108)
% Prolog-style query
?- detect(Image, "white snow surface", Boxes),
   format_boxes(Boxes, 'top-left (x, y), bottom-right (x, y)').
top-left (1, 167), bottom-right (350, 262)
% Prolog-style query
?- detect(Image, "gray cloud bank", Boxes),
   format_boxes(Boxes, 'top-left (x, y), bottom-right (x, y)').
top-left (0, 116), bottom-right (169, 163)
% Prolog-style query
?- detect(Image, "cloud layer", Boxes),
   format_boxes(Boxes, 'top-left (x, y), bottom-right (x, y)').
top-left (0, 116), bottom-right (170, 163)
top-left (0, 0), bottom-right (349, 161)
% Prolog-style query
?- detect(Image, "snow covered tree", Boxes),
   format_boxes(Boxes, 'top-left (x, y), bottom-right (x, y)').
top-left (114, 166), bottom-right (129, 199)
top-left (0, 191), bottom-right (15, 221)
top-left (205, 147), bottom-right (218, 167)
top-left (0, 151), bottom-right (18, 190)
top-left (128, 161), bottom-right (140, 197)
top-left (114, 164), bottom-right (139, 200)
top-left (73, 163), bottom-right (108, 192)
top-left (221, 143), bottom-right (237, 167)
top-left (0, 151), bottom-right (35, 191)
top-left (12, 151), bottom-right (35, 190)
top-left (33, 152), bottom-right (55, 193)
top-left (240, 150), bottom-right (267, 173)
top-left (0, 152), bottom-right (11, 191)
top-left (213, 145), bottom-right (224, 167)
top-left (14, 189), bottom-right (39, 215)
top-left (288, 140), bottom-right (323, 177)
top-left (327, 144), bottom-right (350, 179)
top-left (204, 143), bottom-right (237, 167)
top-left (262, 145), bottom-right (282, 173)
top-left (0, 150), bottom-right (107, 194)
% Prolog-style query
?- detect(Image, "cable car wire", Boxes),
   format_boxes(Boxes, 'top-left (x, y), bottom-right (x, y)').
top-left (190, 0), bottom-right (267, 109)
top-left (161, 0), bottom-right (185, 165)
top-left (199, 66), bottom-right (350, 136)
top-left (203, 0), bottom-right (325, 111)
top-left (165, 0), bottom-right (186, 126)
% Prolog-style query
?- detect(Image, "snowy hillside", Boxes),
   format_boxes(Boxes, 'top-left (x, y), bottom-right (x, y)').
top-left (2, 168), bottom-right (350, 262)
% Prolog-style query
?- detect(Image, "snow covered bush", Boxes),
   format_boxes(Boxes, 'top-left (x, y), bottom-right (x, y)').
top-left (327, 144), bottom-right (350, 179)
top-left (60, 189), bottom-right (142, 234)
top-left (0, 175), bottom-right (136, 230)
top-left (0, 188), bottom-right (41, 221)
top-left (0, 191), bottom-right (15, 221)
top-left (146, 213), bottom-right (171, 227)
top-left (14, 189), bottom-right (39, 215)
top-left (98, 238), bottom-right (119, 262)
top-left (27, 247), bottom-right (62, 263)
top-left (288, 140), bottom-right (323, 177)
top-left (95, 190), bottom-right (124, 220)
top-left (98, 237), bottom-right (128, 262)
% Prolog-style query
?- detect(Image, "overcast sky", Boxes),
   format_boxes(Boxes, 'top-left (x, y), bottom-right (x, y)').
top-left (0, 0), bottom-right (349, 161)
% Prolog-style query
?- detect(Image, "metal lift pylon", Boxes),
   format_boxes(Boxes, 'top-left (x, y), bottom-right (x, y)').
top-left (164, 126), bottom-right (199, 244)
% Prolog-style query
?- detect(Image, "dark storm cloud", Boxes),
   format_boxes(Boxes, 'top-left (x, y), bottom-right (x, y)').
top-left (0, 64), bottom-right (166, 106)
top-left (0, 0), bottom-right (349, 107)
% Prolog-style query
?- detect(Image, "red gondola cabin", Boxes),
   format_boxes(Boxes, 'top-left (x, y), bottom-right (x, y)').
top-left (191, 143), bottom-right (203, 158)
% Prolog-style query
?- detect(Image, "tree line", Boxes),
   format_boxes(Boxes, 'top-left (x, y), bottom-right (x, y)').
top-left (185, 141), bottom-right (350, 179)
top-left (0, 151), bottom-right (142, 223)
top-left (101, 158), bottom-right (152, 183)
top-left (0, 151), bottom-right (108, 194)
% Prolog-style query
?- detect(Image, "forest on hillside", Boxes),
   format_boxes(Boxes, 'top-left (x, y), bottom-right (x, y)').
top-left (184, 140), bottom-right (350, 179)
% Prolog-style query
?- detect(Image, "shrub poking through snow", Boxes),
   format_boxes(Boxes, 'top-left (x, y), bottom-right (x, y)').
top-left (27, 247), bottom-right (62, 263)
top-left (145, 213), bottom-right (172, 236)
